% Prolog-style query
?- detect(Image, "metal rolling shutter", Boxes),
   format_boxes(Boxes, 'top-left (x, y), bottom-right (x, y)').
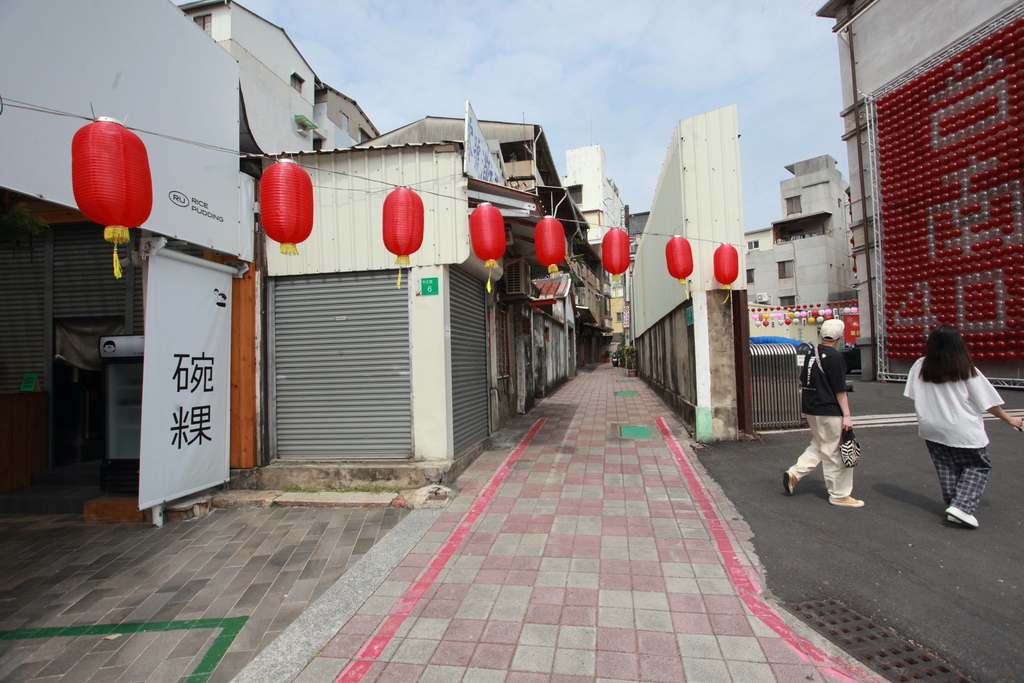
top-left (449, 267), bottom-right (489, 455)
top-left (0, 243), bottom-right (47, 391)
top-left (53, 225), bottom-right (140, 323)
top-left (272, 271), bottom-right (412, 460)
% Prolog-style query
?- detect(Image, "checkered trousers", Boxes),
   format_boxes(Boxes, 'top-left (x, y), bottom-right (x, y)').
top-left (924, 440), bottom-right (993, 514)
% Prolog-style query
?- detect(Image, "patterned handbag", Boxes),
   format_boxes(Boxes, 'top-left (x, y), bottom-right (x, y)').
top-left (840, 429), bottom-right (861, 468)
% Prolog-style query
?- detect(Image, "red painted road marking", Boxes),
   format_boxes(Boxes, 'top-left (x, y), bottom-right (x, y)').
top-left (656, 417), bottom-right (877, 683)
top-left (336, 419), bottom-right (547, 683)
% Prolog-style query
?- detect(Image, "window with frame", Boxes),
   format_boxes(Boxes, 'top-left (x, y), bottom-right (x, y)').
top-left (778, 260), bottom-right (794, 279)
top-left (780, 296), bottom-right (796, 306)
top-left (193, 13), bottom-right (212, 34)
top-left (747, 240), bottom-right (759, 250)
top-left (290, 73), bottom-right (304, 93)
top-left (786, 195), bottom-right (802, 215)
top-left (746, 268), bottom-right (755, 285)
top-left (495, 306), bottom-right (510, 379)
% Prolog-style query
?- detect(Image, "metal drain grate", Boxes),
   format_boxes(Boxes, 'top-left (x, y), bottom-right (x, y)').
top-left (785, 600), bottom-right (971, 683)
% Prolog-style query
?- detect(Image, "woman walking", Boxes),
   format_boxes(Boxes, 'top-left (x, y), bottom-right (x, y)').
top-left (903, 325), bottom-right (1023, 528)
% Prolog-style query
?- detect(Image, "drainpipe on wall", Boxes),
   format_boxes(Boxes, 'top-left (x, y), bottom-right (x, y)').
top-left (843, 6), bottom-right (879, 377)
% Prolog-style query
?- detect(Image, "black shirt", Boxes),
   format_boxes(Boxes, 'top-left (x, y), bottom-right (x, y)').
top-left (800, 344), bottom-right (848, 417)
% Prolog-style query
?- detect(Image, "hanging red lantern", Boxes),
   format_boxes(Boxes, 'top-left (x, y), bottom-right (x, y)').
top-left (535, 216), bottom-right (565, 274)
top-left (602, 228), bottom-right (630, 281)
top-left (260, 159), bottom-right (313, 255)
top-left (383, 188), bottom-right (424, 287)
top-left (714, 243), bottom-right (739, 302)
top-left (665, 237), bottom-right (693, 283)
top-left (470, 203), bottom-right (505, 292)
top-left (71, 117), bottom-right (152, 279)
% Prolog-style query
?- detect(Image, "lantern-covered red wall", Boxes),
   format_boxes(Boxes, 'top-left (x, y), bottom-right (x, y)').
top-left (382, 188), bottom-right (424, 266)
top-left (71, 118), bottom-right (152, 278)
top-left (877, 17), bottom-right (1024, 364)
top-left (260, 160), bottom-right (313, 255)
top-left (535, 217), bottom-right (565, 274)
top-left (602, 228), bottom-right (630, 278)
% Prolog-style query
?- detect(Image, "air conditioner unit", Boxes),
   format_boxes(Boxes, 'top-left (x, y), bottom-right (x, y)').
top-left (755, 292), bottom-right (770, 303)
top-left (503, 260), bottom-right (532, 297)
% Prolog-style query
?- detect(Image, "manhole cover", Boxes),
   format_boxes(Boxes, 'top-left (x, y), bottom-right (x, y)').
top-left (785, 600), bottom-right (970, 683)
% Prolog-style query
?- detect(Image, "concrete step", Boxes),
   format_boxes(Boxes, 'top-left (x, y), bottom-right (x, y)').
top-left (212, 485), bottom-right (453, 511)
top-left (0, 485), bottom-right (102, 515)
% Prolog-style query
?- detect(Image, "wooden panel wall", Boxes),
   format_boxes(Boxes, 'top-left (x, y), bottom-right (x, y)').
top-left (210, 253), bottom-right (258, 469)
top-left (0, 393), bottom-right (48, 493)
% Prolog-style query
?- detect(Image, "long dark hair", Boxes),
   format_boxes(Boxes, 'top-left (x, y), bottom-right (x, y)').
top-left (919, 324), bottom-right (977, 383)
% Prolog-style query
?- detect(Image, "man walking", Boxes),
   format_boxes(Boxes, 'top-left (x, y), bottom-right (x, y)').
top-left (783, 318), bottom-right (863, 507)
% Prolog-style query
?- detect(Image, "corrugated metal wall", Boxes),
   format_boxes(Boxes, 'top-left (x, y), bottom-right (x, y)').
top-left (271, 271), bottom-right (412, 460)
top-left (0, 243), bottom-right (46, 392)
top-left (265, 147), bottom-right (469, 277)
top-left (53, 226), bottom-right (141, 328)
top-left (632, 106), bottom-right (745, 338)
top-left (449, 267), bottom-right (489, 455)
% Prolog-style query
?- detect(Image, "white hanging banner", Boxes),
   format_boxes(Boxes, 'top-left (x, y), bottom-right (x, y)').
top-left (139, 248), bottom-right (234, 510)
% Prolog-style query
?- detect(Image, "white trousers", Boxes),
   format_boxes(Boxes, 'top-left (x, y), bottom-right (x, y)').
top-left (789, 414), bottom-right (853, 501)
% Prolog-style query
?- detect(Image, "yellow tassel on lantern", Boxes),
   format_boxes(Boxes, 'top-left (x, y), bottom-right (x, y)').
top-left (395, 255), bottom-right (411, 266)
top-left (104, 226), bottom-right (130, 279)
top-left (547, 264), bottom-right (559, 274)
top-left (104, 226), bottom-right (130, 245)
top-left (723, 284), bottom-right (732, 303)
top-left (280, 243), bottom-right (299, 255)
top-left (678, 279), bottom-right (690, 300)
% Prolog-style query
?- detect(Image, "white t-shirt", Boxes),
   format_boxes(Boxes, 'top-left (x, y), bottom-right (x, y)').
top-left (903, 357), bottom-right (1003, 448)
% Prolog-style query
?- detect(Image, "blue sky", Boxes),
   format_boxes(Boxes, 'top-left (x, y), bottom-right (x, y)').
top-left (234, 0), bottom-right (848, 234)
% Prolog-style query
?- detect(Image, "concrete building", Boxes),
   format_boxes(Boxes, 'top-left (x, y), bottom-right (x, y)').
top-left (745, 155), bottom-right (854, 308)
top-left (563, 145), bottom-right (626, 244)
top-left (179, 0), bottom-right (378, 154)
top-left (817, 0), bottom-right (1024, 384)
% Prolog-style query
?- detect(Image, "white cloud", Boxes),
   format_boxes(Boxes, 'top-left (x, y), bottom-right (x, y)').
top-left (234, 0), bottom-right (848, 233)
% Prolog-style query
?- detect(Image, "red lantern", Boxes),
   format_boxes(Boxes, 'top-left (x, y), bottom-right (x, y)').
top-left (602, 228), bottom-right (630, 280)
top-left (665, 236), bottom-right (693, 283)
top-left (260, 160), bottom-right (313, 255)
top-left (470, 203), bottom-right (505, 292)
top-left (714, 243), bottom-right (739, 302)
top-left (535, 216), bottom-right (565, 274)
top-left (382, 188), bottom-right (424, 267)
top-left (71, 118), bottom-right (152, 279)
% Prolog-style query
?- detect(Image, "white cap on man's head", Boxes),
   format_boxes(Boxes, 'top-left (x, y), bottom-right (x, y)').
top-left (819, 319), bottom-right (845, 341)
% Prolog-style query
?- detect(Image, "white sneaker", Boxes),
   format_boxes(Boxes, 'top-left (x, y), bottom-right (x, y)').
top-left (945, 506), bottom-right (979, 528)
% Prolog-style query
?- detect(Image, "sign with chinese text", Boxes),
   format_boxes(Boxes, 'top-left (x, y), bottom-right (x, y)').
top-left (421, 277), bottom-right (439, 296)
top-left (139, 249), bottom-right (233, 510)
top-left (464, 101), bottom-right (505, 186)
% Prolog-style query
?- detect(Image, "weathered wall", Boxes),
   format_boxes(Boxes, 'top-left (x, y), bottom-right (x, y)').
top-left (532, 310), bottom-right (571, 398)
top-left (637, 290), bottom-right (738, 441)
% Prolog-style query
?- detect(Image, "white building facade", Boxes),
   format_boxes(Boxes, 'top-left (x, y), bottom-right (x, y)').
top-left (746, 155), bottom-right (853, 308)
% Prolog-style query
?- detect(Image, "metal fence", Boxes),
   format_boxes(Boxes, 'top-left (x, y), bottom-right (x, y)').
top-left (750, 343), bottom-right (806, 430)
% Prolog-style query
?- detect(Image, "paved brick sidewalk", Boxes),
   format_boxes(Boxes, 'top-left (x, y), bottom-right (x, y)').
top-left (294, 365), bottom-right (882, 683)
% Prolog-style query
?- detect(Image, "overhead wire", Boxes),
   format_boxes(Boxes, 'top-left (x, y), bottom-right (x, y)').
top-left (6, 94), bottom-right (741, 249)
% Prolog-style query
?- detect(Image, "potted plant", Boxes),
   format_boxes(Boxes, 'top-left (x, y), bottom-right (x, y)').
top-left (602, 350), bottom-right (611, 363)
top-left (619, 345), bottom-right (638, 376)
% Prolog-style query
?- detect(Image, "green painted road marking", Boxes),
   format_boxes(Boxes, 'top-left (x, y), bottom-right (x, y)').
top-left (621, 425), bottom-right (651, 438)
top-left (617, 391), bottom-right (637, 396)
top-left (0, 616), bottom-right (248, 683)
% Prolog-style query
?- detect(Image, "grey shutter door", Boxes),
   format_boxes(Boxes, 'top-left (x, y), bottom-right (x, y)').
top-left (0, 243), bottom-right (47, 391)
top-left (449, 267), bottom-right (489, 455)
top-left (272, 271), bottom-right (412, 460)
top-left (53, 225), bottom-right (141, 325)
